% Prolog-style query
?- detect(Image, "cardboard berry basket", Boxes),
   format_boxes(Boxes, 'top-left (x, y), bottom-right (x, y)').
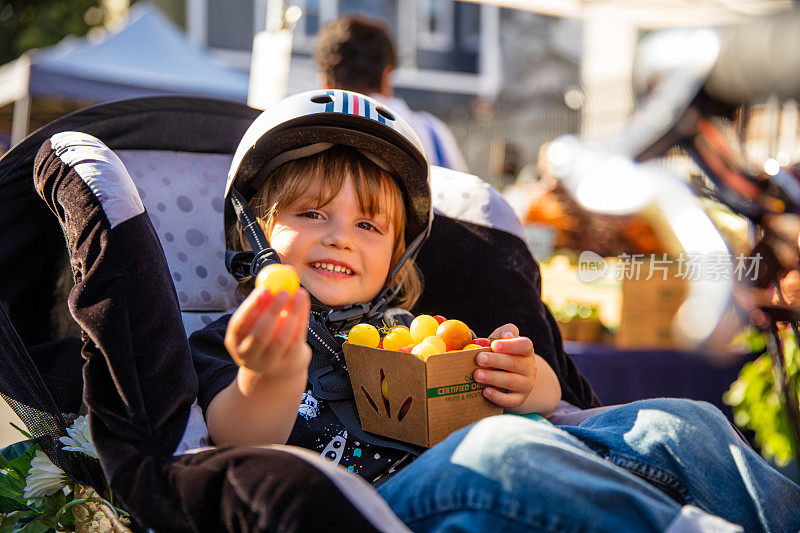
top-left (342, 343), bottom-right (503, 447)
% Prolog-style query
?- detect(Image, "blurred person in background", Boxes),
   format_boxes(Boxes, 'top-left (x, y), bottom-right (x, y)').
top-left (315, 14), bottom-right (469, 172)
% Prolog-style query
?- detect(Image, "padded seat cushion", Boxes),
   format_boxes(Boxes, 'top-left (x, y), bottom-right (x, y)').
top-left (116, 150), bottom-right (239, 332)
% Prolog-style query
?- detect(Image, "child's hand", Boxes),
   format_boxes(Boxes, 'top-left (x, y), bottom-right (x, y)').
top-left (473, 323), bottom-right (537, 411)
top-left (224, 287), bottom-right (312, 381)
top-left (211, 288), bottom-right (311, 446)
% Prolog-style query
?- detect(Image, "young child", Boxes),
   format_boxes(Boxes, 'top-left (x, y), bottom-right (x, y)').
top-left (31, 92), bottom-right (799, 532)
top-left (191, 91), bottom-right (800, 533)
top-left (191, 90), bottom-right (562, 481)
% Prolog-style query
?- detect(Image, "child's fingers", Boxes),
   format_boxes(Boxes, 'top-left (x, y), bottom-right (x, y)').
top-left (271, 292), bottom-right (312, 376)
top-left (227, 288), bottom-right (274, 342)
top-left (240, 290), bottom-right (291, 354)
top-left (291, 290), bottom-right (311, 344)
top-left (488, 323), bottom-right (519, 342)
top-left (476, 349), bottom-right (532, 376)
top-left (288, 291), bottom-right (312, 369)
top-left (268, 291), bottom-right (308, 359)
top-left (287, 294), bottom-right (312, 369)
top-left (482, 387), bottom-right (526, 409)
top-left (473, 368), bottom-right (531, 395)
top-left (489, 336), bottom-right (533, 357)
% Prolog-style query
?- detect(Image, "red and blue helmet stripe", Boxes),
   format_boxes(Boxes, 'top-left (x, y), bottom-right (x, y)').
top-left (325, 89), bottom-right (387, 124)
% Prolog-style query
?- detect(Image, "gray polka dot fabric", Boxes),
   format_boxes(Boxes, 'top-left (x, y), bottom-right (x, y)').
top-left (118, 150), bottom-right (239, 334)
top-left (430, 166), bottom-right (524, 239)
top-left (181, 312), bottom-right (227, 336)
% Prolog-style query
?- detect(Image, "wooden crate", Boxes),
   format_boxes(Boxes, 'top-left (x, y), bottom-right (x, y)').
top-left (616, 273), bottom-right (687, 348)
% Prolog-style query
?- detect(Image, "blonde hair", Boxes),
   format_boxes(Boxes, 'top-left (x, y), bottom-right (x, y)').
top-left (230, 145), bottom-right (423, 309)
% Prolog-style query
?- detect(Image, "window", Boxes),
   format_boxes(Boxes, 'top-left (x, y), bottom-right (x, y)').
top-left (295, 0), bottom-right (323, 40)
top-left (205, 0), bottom-right (255, 51)
top-left (292, 0), bottom-right (399, 53)
top-left (458, 1), bottom-right (480, 52)
top-left (189, 0), bottom-right (500, 97)
top-left (339, 0), bottom-right (398, 35)
top-left (418, 0), bottom-right (453, 52)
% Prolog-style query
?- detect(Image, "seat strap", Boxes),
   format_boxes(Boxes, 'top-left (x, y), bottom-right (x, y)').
top-left (228, 188), bottom-right (281, 279)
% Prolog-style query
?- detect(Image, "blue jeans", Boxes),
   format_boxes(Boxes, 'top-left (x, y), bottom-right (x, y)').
top-left (377, 398), bottom-right (800, 532)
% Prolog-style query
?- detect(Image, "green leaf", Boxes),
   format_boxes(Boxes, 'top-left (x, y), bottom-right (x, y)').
top-left (12, 520), bottom-right (50, 533)
top-left (726, 331), bottom-right (800, 466)
top-left (0, 496), bottom-right (30, 513)
top-left (0, 475), bottom-right (24, 501)
top-left (12, 512), bottom-right (41, 527)
top-left (0, 442), bottom-right (35, 464)
top-left (35, 491), bottom-right (66, 520)
top-left (0, 514), bottom-right (21, 533)
top-left (5, 449), bottom-right (36, 481)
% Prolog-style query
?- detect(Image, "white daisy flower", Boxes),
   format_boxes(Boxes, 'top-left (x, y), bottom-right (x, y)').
top-left (59, 415), bottom-right (98, 459)
top-left (23, 450), bottom-right (69, 505)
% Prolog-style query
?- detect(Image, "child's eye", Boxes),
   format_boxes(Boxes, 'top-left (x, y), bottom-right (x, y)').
top-left (299, 211), bottom-right (323, 220)
top-left (357, 221), bottom-right (381, 233)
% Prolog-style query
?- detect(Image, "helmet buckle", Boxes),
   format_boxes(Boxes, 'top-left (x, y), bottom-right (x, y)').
top-left (250, 247), bottom-right (281, 277)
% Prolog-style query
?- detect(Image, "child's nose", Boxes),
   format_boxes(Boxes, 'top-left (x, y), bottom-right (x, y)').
top-left (321, 220), bottom-right (354, 250)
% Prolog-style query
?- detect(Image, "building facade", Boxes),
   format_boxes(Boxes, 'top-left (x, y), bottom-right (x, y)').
top-left (155, 0), bottom-right (581, 184)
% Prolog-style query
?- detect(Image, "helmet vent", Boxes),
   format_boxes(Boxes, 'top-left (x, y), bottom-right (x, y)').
top-left (376, 107), bottom-right (395, 121)
top-left (310, 94), bottom-right (334, 104)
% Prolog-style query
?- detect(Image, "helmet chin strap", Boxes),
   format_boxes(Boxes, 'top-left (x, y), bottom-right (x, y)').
top-left (229, 187), bottom-right (427, 333)
top-left (228, 188), bottom-right (281, 278)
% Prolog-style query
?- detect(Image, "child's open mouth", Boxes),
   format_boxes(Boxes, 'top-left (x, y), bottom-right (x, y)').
top-left (308, 261), bottom-right (355, 277)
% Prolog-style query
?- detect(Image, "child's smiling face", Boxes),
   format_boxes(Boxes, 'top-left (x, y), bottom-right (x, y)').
top-left (268, 175), bottom-right (396, 307)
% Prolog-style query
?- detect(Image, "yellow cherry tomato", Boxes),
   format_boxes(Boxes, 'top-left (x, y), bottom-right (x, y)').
top-left (348, 324), bottom-right (381, 348)
top-left (381, 377), bottom-right (389, 401)
top-left (382, 327), bottom-right (413, 351)
top-left (410, 315), bottom-right (439, 344)
top-left (255, 264), bottom-right (300, 295)
top-left (421, 336), bottom-right (446, 353)
top-left (412, 341), bottom-right (441, 361)
top-left (463, 343), bottom-right (483, 350)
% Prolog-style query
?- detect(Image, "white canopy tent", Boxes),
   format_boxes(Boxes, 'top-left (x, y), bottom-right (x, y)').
top-left (0, 3), bottom-right (249, 145)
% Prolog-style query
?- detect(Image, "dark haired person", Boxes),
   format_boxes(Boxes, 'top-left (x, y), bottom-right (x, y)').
top-left (315, 14), bottom-right (469, 173)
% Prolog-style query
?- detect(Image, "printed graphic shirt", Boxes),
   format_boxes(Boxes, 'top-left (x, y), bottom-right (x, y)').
top-left (288, 389), bottom-right (408, 480)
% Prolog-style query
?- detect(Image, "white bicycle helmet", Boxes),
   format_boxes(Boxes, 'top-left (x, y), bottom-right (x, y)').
top-left (225, 89), bottom-right (432, 327)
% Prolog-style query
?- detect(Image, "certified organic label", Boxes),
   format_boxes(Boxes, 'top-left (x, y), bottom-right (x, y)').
top-left (427, 381), bottom-right (486, 398)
